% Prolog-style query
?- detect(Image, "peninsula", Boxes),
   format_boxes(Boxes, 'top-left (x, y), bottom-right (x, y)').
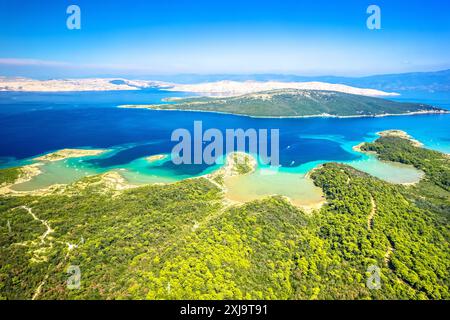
top-left (0, 130), bottom-right (448, 300)
top-left (0, 131), bottom-right (450, 299)
top-left (33, 148), bottom-right (107, 162)
top-left (121, 89), bottom-right (447, 118)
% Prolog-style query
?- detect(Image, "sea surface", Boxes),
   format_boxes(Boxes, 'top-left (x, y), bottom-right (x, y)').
top-left (0, 89), bottom-right (449, 206)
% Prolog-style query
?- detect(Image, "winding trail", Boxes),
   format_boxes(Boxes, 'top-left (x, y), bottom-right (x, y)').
top-left (19, 205), bottom-right (54, 244)
top-left (364, 196), bottom-right (396, 267)
top-left (363, 195), bottom-right (397, 274)
top-left (32, 274), bottom-right (49, 300)
top-left (14, 206), bottom-right (55, 300)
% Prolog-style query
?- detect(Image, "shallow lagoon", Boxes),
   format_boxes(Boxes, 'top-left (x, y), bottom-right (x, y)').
top-left (1, 90), bottom-right (448, 205)
top-left (224, 169), bottom-right (325, 209)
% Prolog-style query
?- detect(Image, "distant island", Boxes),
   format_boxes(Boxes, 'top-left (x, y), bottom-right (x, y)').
top-left (0, 77), bottom-right (396, 96)
top-left (145, 154), bottom-right (168, 163)
top-left (1, 69), bottom-right (449, 93)
top-left (121, 89), bottom-right (447, 118)
top-left (163, 80), bottom-right (399, 97)
top-left (33, 148), bottom-right (107, 162)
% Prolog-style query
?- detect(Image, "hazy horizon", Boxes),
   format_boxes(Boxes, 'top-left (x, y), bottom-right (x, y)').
top-left (1, 0), bottom-right (450, 78)
top-left (1, 68), bottom-right (450, 82)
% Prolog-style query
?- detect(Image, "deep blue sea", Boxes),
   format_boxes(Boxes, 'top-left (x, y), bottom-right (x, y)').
top-left (0, 89), bottom-right (449, 183)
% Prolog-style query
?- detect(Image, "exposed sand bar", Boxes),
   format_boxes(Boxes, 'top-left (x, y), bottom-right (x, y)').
top-left (145, 154), bottom-right (168, 163)
top-left (34, 148), bottom-right (108, 162)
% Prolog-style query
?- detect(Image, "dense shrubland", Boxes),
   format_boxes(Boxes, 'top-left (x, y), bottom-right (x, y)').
top-left (126, 89), bottom-right (444, 117)
top-left (0, 167), bottom-right (20, 186)
top-left (0, 135), bottom-right (448, 300)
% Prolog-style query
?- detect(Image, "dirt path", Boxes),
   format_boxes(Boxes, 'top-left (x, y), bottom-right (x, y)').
top-left (194, 199), bottom-right (237, 231)
top-left (19, 205), bottom-right (54, 244)
top-left (13, 206), bottom-right (56, 300)
top-left (365, 197), bottom-right (396, 276)
top-left (32, 274), bottom-right (49, 300)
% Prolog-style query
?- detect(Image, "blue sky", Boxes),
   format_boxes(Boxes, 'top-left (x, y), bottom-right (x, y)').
top-left (1, 0), bottom-right (450, 77)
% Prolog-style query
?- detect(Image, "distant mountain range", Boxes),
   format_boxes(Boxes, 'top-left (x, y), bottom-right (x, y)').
top-left (165, 80), bottom-right (399, 97)
top-left (122, 89), bottom-right (447, 118)
top-left (0, 77), bottom-right (398, 97)
top-left (139, 69), bottom-right (450, 93)
top-left (1, 69), bottom-right (449, 94)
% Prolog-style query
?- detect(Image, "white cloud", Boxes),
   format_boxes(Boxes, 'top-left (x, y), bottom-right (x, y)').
top-left (0, 58), bottom-right (70, 67)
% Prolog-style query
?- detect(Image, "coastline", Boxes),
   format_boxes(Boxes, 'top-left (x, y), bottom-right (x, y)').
top-left (205, 152), bottom-right (258, 186)
top-left (375, 129), bottom-right (423, 147)
top-left (118, 104), bottom-right (450, 119)
top-left (204, 153), bottom-right (326, 212)
top-left (145, 154), bottom-right (168, 163)
top-left (353, 129), bottom-right (424, 153)
top-left (0, 129), bottom-right (436, 206)
top-left (1, 148), bottom-right (109, 196)
top-left (0, 163), bottom-right (43, 196)
top-left (351, 130), bottom-right (426, 186)
top-left (33, 148), bottom-right (108, 162)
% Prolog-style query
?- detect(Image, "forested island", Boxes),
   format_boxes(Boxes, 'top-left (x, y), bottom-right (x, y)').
top-left (0, 131), bottom-right (448, 300)
top-left (121, 89), bottom-right (447, 118)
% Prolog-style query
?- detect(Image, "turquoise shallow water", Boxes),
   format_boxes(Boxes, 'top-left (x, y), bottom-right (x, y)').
top-left (0, 90), bottom-right (449, 198)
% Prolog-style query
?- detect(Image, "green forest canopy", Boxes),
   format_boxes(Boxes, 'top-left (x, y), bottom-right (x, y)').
top-left (0, 134), bottom-right (448, 300)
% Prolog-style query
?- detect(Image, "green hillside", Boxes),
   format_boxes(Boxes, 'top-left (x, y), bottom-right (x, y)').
top-left (124, 89), bottom-right (446, 117)
top-left (0, 133), bottom-right (448, 300)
